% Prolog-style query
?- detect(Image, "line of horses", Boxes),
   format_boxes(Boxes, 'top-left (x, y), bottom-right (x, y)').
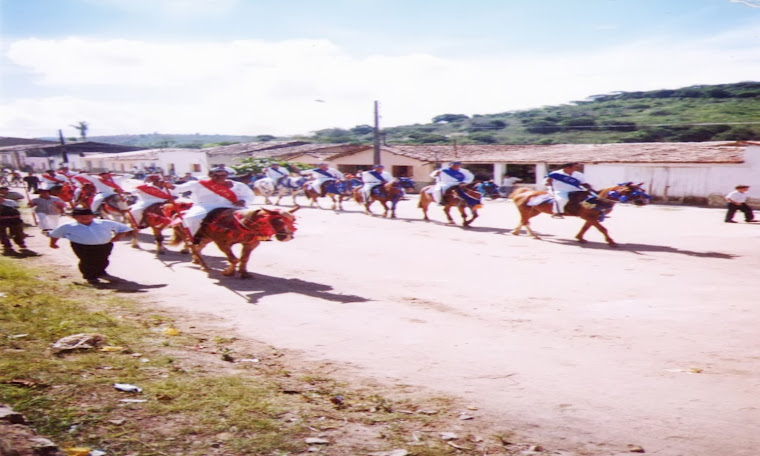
top-left (48, 176), bottom-right (651, 279)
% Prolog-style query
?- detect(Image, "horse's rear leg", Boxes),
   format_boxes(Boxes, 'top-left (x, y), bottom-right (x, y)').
top-left (443, 206), bottom-right (456, 224)
top-left (130, 230), bottom-right (140, 249)
top-left (154, 230), bottom-right (166, 255)
top-left (217, 243), bottom-right (239, 276)
top-left (463, 210), bottom-right (478, 227)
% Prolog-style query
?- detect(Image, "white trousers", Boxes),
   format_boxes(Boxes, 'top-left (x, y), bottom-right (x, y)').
top-left (37, 213), bottom-right (60, 230)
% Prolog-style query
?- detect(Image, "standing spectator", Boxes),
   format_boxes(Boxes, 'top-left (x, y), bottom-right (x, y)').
top-left (29, 189), bottom-right (66, 233)
top-left (724, 185), bottom-right (756, 223)
top-left (48, 208), bottom-right (136, 286)
top-left (0, 192), bottom-right (28, 256)
top-left (500, 174), bottom-right (523, 197)
top-left (23, 172), bottom-right (40, 192)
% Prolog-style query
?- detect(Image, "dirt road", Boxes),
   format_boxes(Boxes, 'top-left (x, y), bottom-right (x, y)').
top-left (28, 197), bottom-right (760, 456)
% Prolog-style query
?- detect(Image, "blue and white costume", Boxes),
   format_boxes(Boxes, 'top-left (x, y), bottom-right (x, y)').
top-left (545, 169), bottom-right (587, 213)
top-left (306, 166), bottom-right (343, 194)
top-left (430, 165), bottom-right (474, 203)
top-left (360, 168), bottom-right (393, 200)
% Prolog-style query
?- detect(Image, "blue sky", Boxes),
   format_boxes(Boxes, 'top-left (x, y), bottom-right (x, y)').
top-left (1, 0), bottom-right (759, 138)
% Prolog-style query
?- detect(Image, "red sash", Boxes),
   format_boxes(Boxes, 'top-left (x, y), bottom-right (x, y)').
top-left (73, 176), bottom-right (91, 185)
top-left (137, 184), bottom-right (171, 199)
top-left (199, 179), bottom-right (239, 203)
top-left (99, 177), bottom-right (124, 192)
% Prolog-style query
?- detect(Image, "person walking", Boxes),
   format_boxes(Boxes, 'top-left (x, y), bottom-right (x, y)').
top-left (724, 185), bottom-right (756, 223)
top-left (29, 189), bottom-right (66, 233)
top-left (0, 192), bottom-right (28, 256)
top-left (48, 208), bottom-right (136, 286)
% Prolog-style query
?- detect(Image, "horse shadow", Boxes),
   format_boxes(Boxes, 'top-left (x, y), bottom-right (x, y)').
top-left (176, 254), bottom-right (366, 304)
top-left (546, 238), bottom-right (738, 259)
top-left (97, 277), bottom-right (169, 293)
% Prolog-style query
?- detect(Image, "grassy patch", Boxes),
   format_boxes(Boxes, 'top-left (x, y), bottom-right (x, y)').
top-left (0, 257), bottom-right (529, 455)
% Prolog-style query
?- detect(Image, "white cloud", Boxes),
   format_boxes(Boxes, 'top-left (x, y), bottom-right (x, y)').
top-left (3, 25), bottom-right (760, 138)
top-left (728, 0), bottom-right (760, 8)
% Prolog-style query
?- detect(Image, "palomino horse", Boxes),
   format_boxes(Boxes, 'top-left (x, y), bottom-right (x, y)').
top-left (303, 176), bottom-right (361, 210)
top-left (353, 177), bottom-right (416, 218)
top-left (418, 182), bottom-right (486, 226)
top-left (253, 176), bottom-right (307, 205)
top-left (130, 201), bottom-right (192, 254)
top-left (186, 206), bottom-right (299, 278)
top-left (510, 182), bottom-right (651, 246)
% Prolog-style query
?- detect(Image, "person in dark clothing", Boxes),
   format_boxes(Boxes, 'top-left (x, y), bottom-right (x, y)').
top-left (23, 172), bottom-right (40, 192)
top-left (0, 193), bottom-right (27, 256)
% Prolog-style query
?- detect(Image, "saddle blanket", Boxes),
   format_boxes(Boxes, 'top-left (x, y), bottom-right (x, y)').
top-left (527, 194), bottom-right (553, 206)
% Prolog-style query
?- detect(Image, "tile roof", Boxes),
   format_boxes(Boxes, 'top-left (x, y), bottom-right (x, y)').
top-left (381, 141), bottom-right (755, 164)
top-left (277, 144), bottom-right (372, 160)
top-left (0, 141), bottom-right (144, 157)
top-left (204, 141), bottom-right (309, 156)
top-left (0, 137), bottom-right (58, 148)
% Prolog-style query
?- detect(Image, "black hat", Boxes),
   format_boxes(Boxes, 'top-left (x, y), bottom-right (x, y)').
top-left (72, 208), bottom-right (94, 216)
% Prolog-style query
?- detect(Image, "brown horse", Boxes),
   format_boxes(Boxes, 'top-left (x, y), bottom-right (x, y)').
top-left (353, 177), bottom-right (416, 218)
top-left (129, 201), bottom-right (191, 254)
top-left (510, 182), bottom-right (651, 246)
top-left (303, 176), bottom-right (360, 210)
top-left (185, 206), bottom-right (299, 278)
top-left (418, 182), bottom-right (485, 226)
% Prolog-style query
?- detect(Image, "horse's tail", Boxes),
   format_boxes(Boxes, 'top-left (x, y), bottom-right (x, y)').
top-left (509, 187), bottom-right (534, 201)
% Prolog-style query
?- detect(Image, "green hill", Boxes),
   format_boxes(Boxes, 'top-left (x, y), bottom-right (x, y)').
top-left (88, 81), bottom-right (760, 147)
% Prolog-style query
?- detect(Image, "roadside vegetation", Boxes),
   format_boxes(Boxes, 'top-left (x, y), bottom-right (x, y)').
top-left (0, 257), bottom-right (535, 455)
top-left (80, 81), bottom-right (760, 148)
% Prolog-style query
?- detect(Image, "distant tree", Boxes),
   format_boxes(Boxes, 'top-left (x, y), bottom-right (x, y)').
top-left (524, 120), bottom-right (561, 134)
top-left (255, 135), bottom-right (277, 142)
top-left (70, 121), bottom-right (89, 140)
top-left (432, 113), bottom-right (469, 123)
top-left (561, 117), bottom-right (597, 131)
top-left (603, 121), bottom-right (638, 132)
top-left (466, 132), bottom-right (497, 144)
top-left (350, 124), bottom-right (374, 135)
top-left (713, 126), bottom-right (758, 141)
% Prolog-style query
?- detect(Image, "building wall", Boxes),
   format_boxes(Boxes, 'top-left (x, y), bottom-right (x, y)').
top-left (158, 150), bottom-right (209, 176)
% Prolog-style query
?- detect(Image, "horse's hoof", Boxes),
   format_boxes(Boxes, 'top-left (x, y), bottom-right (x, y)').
top-left (576, 238), bottom-right (588, 244)
top-left (131, 244), bottom-right (141, 249)
top-left (607, 242), bottom-right (618, 247)
top-left (156, 250), bottom-right (166, 255)
top-left (222, 271), bottom-right (235, 277)
top-left (180, 249), bottom-right (189, 254)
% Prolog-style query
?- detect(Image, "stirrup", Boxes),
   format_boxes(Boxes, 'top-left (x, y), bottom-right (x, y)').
top-left (551, 213), bottom-right (565, 219)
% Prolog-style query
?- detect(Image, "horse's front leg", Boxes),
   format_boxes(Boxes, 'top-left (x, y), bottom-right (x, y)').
top-left (215, 242), bottom-right (239, 276)
top-left (130, 229), bottom-right (140, 249)
top-left (580, 218), bottom-right (616, 246)
top-left (153, 228), bottom-right (166, 255)
top-left (191, 239), bottom-right (212, 271)
top-left (237, 241), bottom-right (260, 278)
top-left (463, 208), bottom-right (478, 227)
top-left (364, 199), bottom-right (373, 215)
top-left (443, 205), bottom-right (456, 224)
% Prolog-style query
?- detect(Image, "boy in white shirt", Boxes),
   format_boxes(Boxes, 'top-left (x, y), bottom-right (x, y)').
top-left (724, 185), bottom-right (756, 223)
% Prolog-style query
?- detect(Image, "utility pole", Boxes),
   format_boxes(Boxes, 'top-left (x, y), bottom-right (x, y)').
top-left (373, 100), bottom-right (381, 165)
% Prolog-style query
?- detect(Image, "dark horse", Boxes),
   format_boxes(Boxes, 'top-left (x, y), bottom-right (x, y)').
top-left (303, 176), bottom-right (361, 210)
top-left (510, 182), bottom-right (651, 246)
top-left (182, 206), bottom-right (299, 278)
top-left (418, 181), bottom-right (487, 226)
top-left (353, 177), bottom-right (416, 218)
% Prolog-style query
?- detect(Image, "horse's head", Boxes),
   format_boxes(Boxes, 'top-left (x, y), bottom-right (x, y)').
top-left (477, 181), bottom-right (501, 199)
top-left (236, 206), bottom-right (299, 242)
top-left (606, 182), bottom-right (651, 206)
top-left (396, 177), bottom-right (416, 190)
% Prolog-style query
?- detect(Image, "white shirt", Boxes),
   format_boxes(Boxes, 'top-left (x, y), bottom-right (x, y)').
top-left (361, 170), bottom-right (393, 186)
top-left (726, 190), bottom-right (748, 204)
top-left (264, 166), bottom-right (290, 182)
top-left (433, 167), bottom-right (475, 186)
top-left (502, 176), bottom-right (522, 186)
top-left (174, 179), bottom-right (255, 208)
top-left (307, 167), bottom-right (343, 183)
top-left (49, 219), bottom-right (133, 245)
top-left (78, 174), bottom-right (128, 193)
top-left (547, 170), bottom-right (587, 192)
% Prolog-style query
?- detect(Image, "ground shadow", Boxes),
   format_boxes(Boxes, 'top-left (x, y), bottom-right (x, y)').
top-left (546, 238), bottom-right (738, 259)
top-left (95, 277), bottom-right (169, 293)
top-left (211, 269), bottom-right (369, 304)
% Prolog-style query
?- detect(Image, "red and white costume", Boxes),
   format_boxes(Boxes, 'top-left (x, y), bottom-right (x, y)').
top-left (129, 184), bottom-right (179, 226)
top-left (173, 179), bottom-right (255, 235)
top-left (77, 174), bottom-right (129, 212)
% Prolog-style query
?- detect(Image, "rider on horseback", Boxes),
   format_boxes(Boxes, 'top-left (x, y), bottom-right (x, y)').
top-left (360, 164), bottom-right (393, 201)
top-left (263, 163), bottom-right (290, 187)
top-left (306, 163), bottom-right (343, 197)
top-left (172, 167), bottom-right (255, 243)
top-left (544, 162), bottom-right (598, 216)
top-left (78, 172), bottom-right (129, 214)
top-left (429, 161), bottom-right (474, 205)
top-left (129, 174), bottom-right (178, 228)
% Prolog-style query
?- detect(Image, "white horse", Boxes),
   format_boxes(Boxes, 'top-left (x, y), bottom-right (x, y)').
top-left (253, 176), bottom-right (307, 205)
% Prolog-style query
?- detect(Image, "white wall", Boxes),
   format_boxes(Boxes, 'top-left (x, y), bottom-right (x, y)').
top-left (158, 150), bottom-right (209, 176)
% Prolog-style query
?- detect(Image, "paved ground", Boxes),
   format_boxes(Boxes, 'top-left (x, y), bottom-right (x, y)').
top-left (24, 196), bottom-right (760, 456)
